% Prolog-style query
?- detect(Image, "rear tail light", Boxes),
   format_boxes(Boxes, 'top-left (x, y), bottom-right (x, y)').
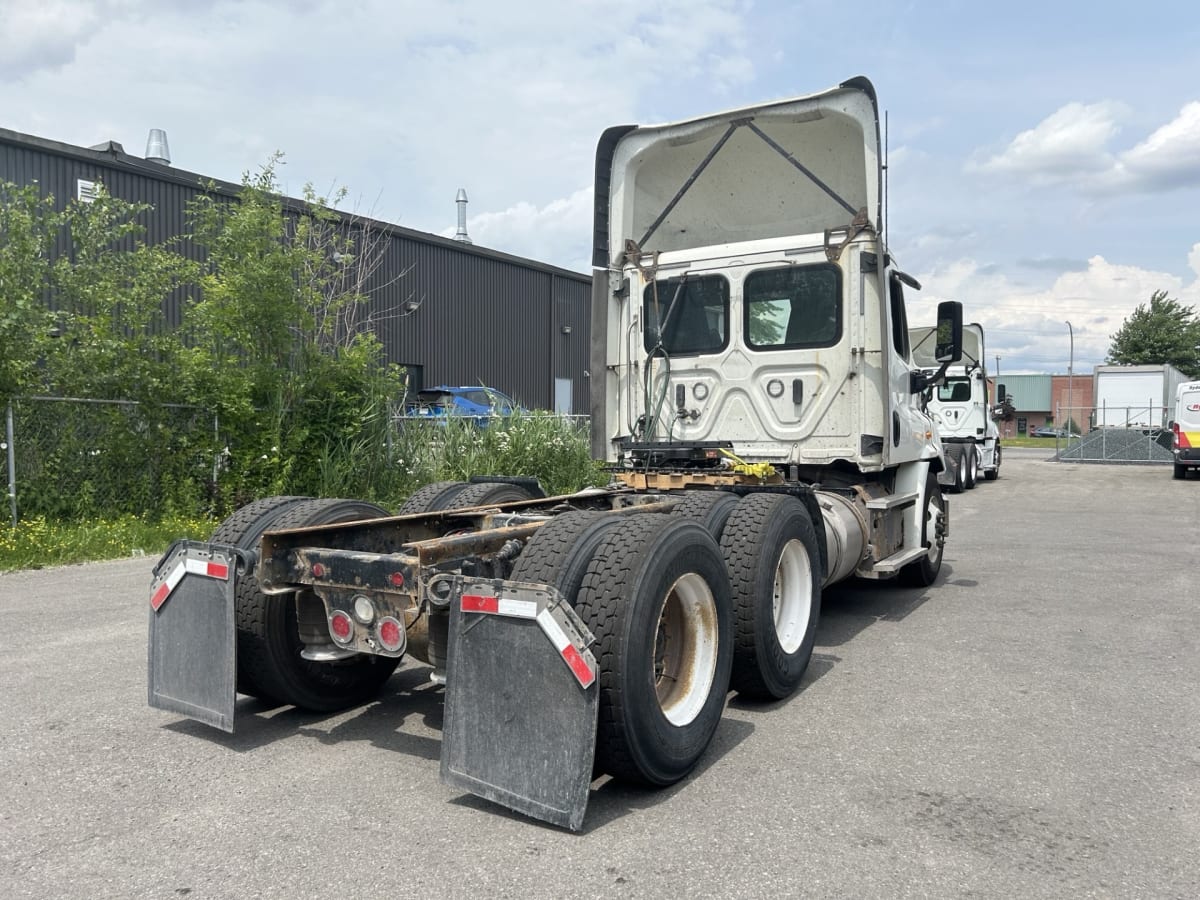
top-left (329, 610), bottom-right (354, 644)
top-left (377, 616), bottom-right (405, 652)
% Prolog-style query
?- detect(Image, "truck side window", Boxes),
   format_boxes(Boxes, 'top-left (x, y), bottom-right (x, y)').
top-left (744, 264), bottom-right (841, 350)
top-left (643, 275), bottom-right (729, 355)
top-left (889, 275), bottom-right (910, 358)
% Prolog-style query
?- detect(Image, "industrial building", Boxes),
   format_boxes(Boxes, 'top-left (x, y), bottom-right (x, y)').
top-left (0, 126), bottom-right (591, 414)
top-left (991, 373), bottom-right (1096, 437)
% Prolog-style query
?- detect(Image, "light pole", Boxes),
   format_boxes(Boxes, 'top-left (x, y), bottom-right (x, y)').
top-left (1065, 321), bottom-right (1074, 441)
top-left (995, 355), bottom-right (1003, 436)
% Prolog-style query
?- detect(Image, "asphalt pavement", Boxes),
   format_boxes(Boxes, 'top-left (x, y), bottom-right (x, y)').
top-left (1, 450), bottom-right (1197, 899)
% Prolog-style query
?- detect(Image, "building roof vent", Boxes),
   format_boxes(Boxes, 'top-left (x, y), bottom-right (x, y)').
top-left (145, 128), bottom-right (171, 165)
top-left (454, 188), bottom-right (472, 244)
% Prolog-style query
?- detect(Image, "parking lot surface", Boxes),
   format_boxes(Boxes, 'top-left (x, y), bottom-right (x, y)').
top-left (1, 451), bottom-right (1197, 898)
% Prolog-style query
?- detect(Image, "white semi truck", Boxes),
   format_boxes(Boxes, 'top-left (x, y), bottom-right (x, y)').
top-left (148, 77), bottom-right (962, 830)
top-left (909, 322), bottom-right (1001, 490)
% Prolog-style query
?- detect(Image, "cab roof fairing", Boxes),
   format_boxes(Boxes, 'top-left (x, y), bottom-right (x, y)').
top-left (595, 78), bottom-right (883, 270)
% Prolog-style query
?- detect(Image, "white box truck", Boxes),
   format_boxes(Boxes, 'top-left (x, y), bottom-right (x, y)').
top-left (1093, 364), bottom-right (1188, 429)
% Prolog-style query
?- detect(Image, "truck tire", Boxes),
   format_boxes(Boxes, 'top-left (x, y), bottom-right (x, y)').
top-left (234, 498), bottom-right (401, 712)
top-left (718, 493), bottom-right (821, 701)
top-left (396, 480), bottom-right (469, 515)
top-left (964, 446), bottom-right (978, 490)
top-left (210, 495), bottom-right (314, 698)
top-left (576, 514), bottom-right (733, 787)
top-left (1174, 463), bottom-right (1187, 480)
top-left (409, 480), bottom-right (538, 671)
top-left (984, 444), bottom-right (1001, 480)
top-left (899, 474), bottom-right (946, 587)
top-left (510, 512), bottom-right (622, 606)
top-left (445, 480), bottom-right (537, 509)
top-left (670, 490), bottom-right (741, 541)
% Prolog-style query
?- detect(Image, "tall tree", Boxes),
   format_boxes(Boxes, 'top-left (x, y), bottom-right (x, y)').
top-left (0, 183), bottom-right (58, 403)
top-left (1106, 290), bottom-right (1200, 379)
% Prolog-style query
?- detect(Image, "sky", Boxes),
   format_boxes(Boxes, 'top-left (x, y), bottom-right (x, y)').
top-left (3, 0), bottom-right (1200, 376)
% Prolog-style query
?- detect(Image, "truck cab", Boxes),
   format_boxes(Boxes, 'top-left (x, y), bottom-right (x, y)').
top-left (589, 77), bottom-right (952, 490)
top-left (909, 322), bottom-right (1002, 489)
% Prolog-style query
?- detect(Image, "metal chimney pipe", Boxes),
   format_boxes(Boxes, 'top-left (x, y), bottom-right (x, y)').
top-left (145, 128), bottom-right (171, 165)
top-left (454, 188), bottom-right (472, 244)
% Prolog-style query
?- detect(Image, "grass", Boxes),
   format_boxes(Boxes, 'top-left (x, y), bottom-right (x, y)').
top-left (1000, 436), bottom-right (1061, 448)
top-left (1, 412), bottom-right (608, 572)
top-left (0, 513), bottom-right (216, 572)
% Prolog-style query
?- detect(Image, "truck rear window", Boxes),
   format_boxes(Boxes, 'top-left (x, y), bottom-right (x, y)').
top-left (643, 275), bottom-right (729, 355)
top-left (744, 264), bottom-right (841, 350)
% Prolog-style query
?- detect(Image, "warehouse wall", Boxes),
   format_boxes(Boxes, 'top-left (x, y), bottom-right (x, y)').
top-left (0, 127), bottom-right (591, 412)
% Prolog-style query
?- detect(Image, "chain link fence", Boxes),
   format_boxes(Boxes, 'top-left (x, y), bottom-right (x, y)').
top-left (5, 398), bottom-right (221, 526)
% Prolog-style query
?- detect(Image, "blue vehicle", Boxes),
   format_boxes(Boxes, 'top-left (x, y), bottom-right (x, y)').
top-left (406, 385), bottom-right (521, 424)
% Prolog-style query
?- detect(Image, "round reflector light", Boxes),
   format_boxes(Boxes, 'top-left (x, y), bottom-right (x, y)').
top-left (329, 610), bottom-right (354, 643)
top-left (377, 616), bottom-right (404, 652)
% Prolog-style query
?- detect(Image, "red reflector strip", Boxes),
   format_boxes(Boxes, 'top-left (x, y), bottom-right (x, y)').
top-left (561, 644), bottom-right (596, 689)
top-left (461, 594), bottom-right (499, 614)
top-left (460, 594), bottom-right (538, 618)
top-left (150, 554), bottom-right (231, 611)
top-left (536, 609), bottom-right (596, 689)
top-left (150, 581), bottom-right (171, 612)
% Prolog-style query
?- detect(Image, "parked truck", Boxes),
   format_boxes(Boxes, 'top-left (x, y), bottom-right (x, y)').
top-left (1171, 380), bottom-right (1200, 479)
top-left (148, 77), bottom-right (962, 831)
top-left (909, 323), bottom-right (1001, 490)
top-left (1093, 363), bottom-right (1188, 429)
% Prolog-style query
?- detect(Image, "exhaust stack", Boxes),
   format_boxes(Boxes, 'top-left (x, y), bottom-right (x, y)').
top-left (454, 188), bottom-right (472, 244)
top-left (145, 129), bottom-right (171, 165)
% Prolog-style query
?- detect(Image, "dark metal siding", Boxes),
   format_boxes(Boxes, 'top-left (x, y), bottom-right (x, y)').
top-left (1, 128), bottom-right (591, 412)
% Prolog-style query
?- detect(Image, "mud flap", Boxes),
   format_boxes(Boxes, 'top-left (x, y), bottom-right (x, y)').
top-left (148, 541), bottom-right (247, 733)
top-left (439, 576), bottom-right (599, 831)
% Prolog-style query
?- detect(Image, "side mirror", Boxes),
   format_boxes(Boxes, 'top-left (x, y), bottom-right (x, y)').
top-left (997, 384), bottom-right (1007, 402)
top-left (935, 301), bottom-right (963, 363)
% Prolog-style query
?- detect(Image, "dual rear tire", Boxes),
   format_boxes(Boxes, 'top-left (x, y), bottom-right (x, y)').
top-left (211, 496), bottom-right (401, 712)
top-left (509, 492), bottom-right (823, 787)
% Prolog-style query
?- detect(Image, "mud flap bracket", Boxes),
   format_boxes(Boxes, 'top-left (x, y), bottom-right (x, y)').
top-left (439, 575), bottom-right (599, 831)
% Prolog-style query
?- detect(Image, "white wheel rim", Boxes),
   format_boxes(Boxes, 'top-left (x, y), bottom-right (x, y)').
top-left (772, 539), bottom-right (813, 654)
top-left (927, 493), bottom-right (945, 564)
top-left (654, 573), bottom-right (720, 727)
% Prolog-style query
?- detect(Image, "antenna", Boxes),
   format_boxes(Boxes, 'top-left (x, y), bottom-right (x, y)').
top-left (883, 110), bottom-right (888, 250)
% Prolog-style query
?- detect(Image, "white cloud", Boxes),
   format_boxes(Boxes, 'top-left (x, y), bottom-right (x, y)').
top-left (442, 186), bottom-right (595, 272)
top-left (912, 252), bottom-right (1199, 374)
top-left (0, 0), bottom-right (105, 78)
top-left (972, 101), bottom-right (1125, 182)
top-left (972, 99), bottom-right (1200, 196)
top-left (1103, 101), bottom-right (1200, 192)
